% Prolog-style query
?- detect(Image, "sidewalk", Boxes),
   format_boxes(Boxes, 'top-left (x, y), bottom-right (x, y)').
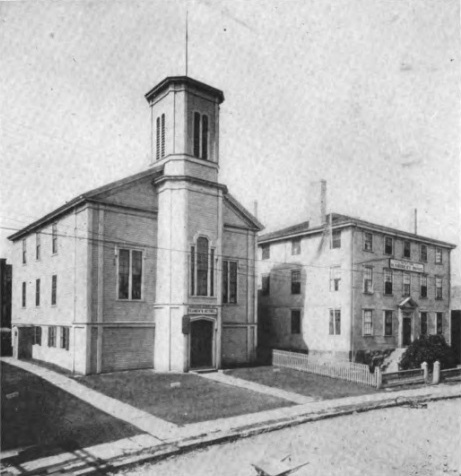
top-left (2, 357), bottom-right (460, 476)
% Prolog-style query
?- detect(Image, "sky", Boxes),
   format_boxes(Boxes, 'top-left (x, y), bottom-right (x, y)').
top-left (1, 0), bottom-right (460, 290)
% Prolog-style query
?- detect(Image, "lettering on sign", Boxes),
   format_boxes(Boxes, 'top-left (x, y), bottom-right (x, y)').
top-left (187, 307), bottom-right (217, 315)
top-left (389, 259), bottom-right (424, 273)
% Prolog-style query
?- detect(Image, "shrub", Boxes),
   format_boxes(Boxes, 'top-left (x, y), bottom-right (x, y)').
top-left (400, 335), bottom-right (457, 371)
top-left (355, 348), bottom-right (395, 372)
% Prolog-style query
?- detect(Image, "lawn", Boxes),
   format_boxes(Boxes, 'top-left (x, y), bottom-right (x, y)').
top-left (76, 370), bottom-right (292, 425)
top-left (1, 362), bottom-right (142, 464)
top-left (224, 366), bottom-right (379, 400)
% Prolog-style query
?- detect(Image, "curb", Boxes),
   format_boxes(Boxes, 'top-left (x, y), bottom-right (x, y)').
top-left (63, 386), bottom-right (461, 475)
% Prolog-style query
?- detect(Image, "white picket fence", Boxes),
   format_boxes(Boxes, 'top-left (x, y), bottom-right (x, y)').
top-left (272, 349), bottom-right (378, 387)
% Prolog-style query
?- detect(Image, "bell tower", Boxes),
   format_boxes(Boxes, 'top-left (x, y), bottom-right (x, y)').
top-left (145, 76), bottom-right (227, 372)
top-left (145, 76), bottom-right (224, 182)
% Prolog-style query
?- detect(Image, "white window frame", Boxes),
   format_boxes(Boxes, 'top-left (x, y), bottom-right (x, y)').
top-left (52, 223), bottom-right (58, 254)
top-left (331, 230), bottom-right (341, 249)
top-left (363, 232), bottom-right (373, 251)
top-left (384, 269), bottom-right (393, 295)
top-left (383, 310), bottom-right (393, 337)
top-left (22, 238), bottom-right (27, 264)
top-left (330, 266), bottom-right (341, 292)
top-left (116, 248), bottom-right (144, 301)
top-left (435, 276), bottom-right (442, 300)
top-left (363, 266), bottom-right (373, 294)
top-left (291, 238), bottom-right (301, 255)
top-left (435, 312), bottom-right (443, 335)
top-left (363, 309), bottom-right (373, 336)
top-left (329, 309), bottom-right (341, 335)
top-left (190, 237), bottom-right (215, 297)
top-left (435, 247), bottom-right (442, 264)
top-left (222, 260), bottom-right (238, 304)
top-left (420, 274), bottom-right (428, 298)
top-left (36, 232), bottom-right (41, 260)
top-left (193, 111), bottom-right (210, 160)
top-left (261, 244), bottom-right (270, 260)
top-left (402, 273), bottom-right (411, 296)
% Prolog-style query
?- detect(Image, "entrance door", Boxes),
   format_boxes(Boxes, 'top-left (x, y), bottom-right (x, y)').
top-left (403, 317), bottom-right (412, 346)
top-left (190, 319), bottom-right (214, 369)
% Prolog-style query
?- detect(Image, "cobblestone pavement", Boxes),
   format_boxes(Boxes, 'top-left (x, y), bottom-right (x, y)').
top-left (117, 398), bottom-right (461, 476)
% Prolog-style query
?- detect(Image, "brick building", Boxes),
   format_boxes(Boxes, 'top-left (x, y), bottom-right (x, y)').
top-left (258, 186), bottom-right (455, 361)
top-left (9, 76), bottom-right (262, 374)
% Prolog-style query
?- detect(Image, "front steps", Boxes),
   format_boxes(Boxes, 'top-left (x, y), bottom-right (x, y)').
top-left (382, 348), bottom-right (407, 373)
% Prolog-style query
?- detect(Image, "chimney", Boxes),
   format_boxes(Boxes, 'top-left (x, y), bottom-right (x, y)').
top-left (253, 200), bottom-right (258, 219)
top-left (307, 180), bottom-right (327, 228)
top-left (414, 208), bottom-right (417, 235)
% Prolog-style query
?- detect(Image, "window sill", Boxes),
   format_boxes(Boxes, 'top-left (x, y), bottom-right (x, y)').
top-left (384, 293), bottom-right (393, 297)
top-left (383, 335), bottom-right (394, 338)
top-left (419, 296), bottom-right (428, 300)
top-left (362, 249), bottom-right (374, 253)
top-left (116, 299), bottom-right (146, 303)
top-left (362, 334), bottom-right (374, 337)
top-left (435, 298), bottom-right (443, 301)
top-left (363, 292), bottom-right (374, 295)
top-left (223, 302), bottom-right (238, 306)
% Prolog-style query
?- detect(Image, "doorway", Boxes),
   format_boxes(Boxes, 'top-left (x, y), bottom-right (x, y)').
top-left (451, 311), bottom-right (461, 364)
top-left (402, 317), bottom-right (412, 346)
top-left (190, 319), bottom-right (214, 369)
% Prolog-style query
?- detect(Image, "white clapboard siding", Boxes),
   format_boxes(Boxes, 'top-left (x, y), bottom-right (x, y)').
top-left (102, 327), bottom-right (154, 372)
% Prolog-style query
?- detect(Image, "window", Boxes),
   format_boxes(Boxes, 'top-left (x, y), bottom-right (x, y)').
top-left (403, 273), bottom-right (411, 296)
top-left (291, 269), bottom-right (301, 294)
top-left (291, 310), bottom-right (301, 334)
top-left (118, 249), bottom-right (143, 300)
top-left (261, 244), bottom-right (270, 260)
top-left (435, 247), bottom-right (442, 264)
top-left (363, 309), bottom-right (373, 336)
top-left (262, 274), bottom-right (270, 296)
top-left (384, 310), bottom-right (393, 336)
top-left (22, 282), bottom-right (26, 308)
top-left (34, 326), bottom-right (42, 346)
top-left (384, 269), bottom-right (393, 295)
top-left (156, 114), bottom-right (166, 160)
top-left (60, 327), bottom-right (70, 351)
top-left (331, 230), bottom-right (341, 249)
top-left (52, 223), bottom-right (58, 254)
top-left (22, 239), bottom-right (27, 264)
top-left (420, 244), bottom-right (427, 262)
top-left (291, 239), bottom-right (301, 255)
top-left (190, 238), bottom-right (214, 297)
top-left (48, 326), bottom-right (56, 347)
top-left (193, 112), bottom-right (209, 160)
top-left (420, 312), bottom-right (428, 336)
top-left (330, 267), bottom-right (341, 292)
top-left (435, 277), bottom-right (442, 300)
top-left (363, 232), bottom-right (373, 251)
top-left (36, 232), bottom-right (41, 260)
top-left (35, 279), bottom-right (40, 307)
top-left (329, 309), bottom-right (341, 335)
top-left (51, 275), bottom-right (57, 305)
top-left (403, 240), bottom-right (411, 259)
top-left (420, 275), bottom-right (427, 298)
top-left (363, 267), bottom-right (373, 294)
top-left (223, 260), bottom-right (238, 303)
top-left (384, 236), bottom-right (393, 255)
top-left (436, 312), bottom-right (443, 334)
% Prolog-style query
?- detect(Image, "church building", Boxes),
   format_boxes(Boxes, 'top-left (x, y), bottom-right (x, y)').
top-left (9, 76), bottom-right (262, 374)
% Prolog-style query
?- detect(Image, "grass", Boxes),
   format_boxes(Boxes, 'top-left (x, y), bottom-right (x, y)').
top-left (224, 366), bottom-right (379, 400)
top-left (1, 362), bottom-right (141, 464)
top-left (76, 370), bottom-right (292, 425)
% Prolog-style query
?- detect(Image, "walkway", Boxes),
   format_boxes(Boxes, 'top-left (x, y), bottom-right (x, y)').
top-left (197, 370), bottom-right (315, 404)
top-left (1, 357), bottom-right (180, 440)
top-left (2, 357), bottom-right (460, 476)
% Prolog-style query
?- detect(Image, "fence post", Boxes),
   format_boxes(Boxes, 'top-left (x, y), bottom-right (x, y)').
top-left (432, 361), bottom-right (440, 385)
top-left (376, 366), bottom-right (382, 389)
top-left (421, 362), bottom-right (428, 382)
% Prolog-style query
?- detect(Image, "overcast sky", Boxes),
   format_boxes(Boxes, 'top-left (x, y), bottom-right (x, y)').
top-left (1, 0), bottom-right (460, 287)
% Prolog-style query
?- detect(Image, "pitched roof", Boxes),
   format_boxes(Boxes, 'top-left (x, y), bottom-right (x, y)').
top-left (224, 192), bottom-right (264, 231)
top-left (8, 167), bottom-right (163, 241)
top-left (258, 213), bottom-right (456, 249)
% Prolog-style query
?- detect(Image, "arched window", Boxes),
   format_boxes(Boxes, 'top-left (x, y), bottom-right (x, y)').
top-left (193, 112), bottom-right (209, 160)
top-left (190, 237), bottom-right (214, 296)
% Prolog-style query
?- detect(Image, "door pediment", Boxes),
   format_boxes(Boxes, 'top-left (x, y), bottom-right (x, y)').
top-left (398, 297), bottom-right (419, 309)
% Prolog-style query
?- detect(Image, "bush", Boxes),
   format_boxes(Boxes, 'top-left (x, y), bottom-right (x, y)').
top-left (400, 335), bottom-right (457, 371)
top-left (355, 348), bottom-right (395, 372)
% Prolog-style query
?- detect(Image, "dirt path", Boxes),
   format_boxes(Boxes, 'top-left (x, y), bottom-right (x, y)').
top-left (116, 398), bottom-right (461, 476)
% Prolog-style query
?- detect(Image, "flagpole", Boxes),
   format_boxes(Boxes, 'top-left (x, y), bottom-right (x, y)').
top-left (185, 8), bottom-right (189, 76)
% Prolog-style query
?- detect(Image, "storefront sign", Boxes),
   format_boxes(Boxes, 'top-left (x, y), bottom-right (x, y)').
top-left (187, 306), bottom-right (217, 315)
top-left (389, 259), bottom-right (424, 273)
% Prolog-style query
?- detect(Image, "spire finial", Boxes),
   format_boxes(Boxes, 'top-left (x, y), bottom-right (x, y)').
top-left (185, 8), bottom-right (189, 76)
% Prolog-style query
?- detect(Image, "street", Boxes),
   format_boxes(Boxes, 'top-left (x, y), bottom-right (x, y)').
top-left (117, 398), bottom-right (461, 476)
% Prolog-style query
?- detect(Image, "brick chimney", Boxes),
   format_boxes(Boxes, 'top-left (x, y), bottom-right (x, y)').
top-left (307, 180), bottom-right (327, 228)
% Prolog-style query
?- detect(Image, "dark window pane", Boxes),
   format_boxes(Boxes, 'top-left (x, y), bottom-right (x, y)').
top-left (421, 312), bottom-right (427, 335)
top-left (131, 250), bottom-right (142, 300)
top-left (385, 237), bottom-right (393, 255)
top-left (291, 310), bottom-right (301, 334)
top-left (262, 275), bottom-right (270, 296)
top-left (329, 310), bottom-right (334, 335)
top-left (403, 241), bottom-right (411, 258)
top-left (193, 112), bottom-right (200, 158)
top-left (230, 261), bottom-right (237, 303)
top-left (335, 310), bottom-right (341, 335)
top-left (190, 246), bottom-right (195, 295)
top-left (385, 311), bottom-right (393, 336)
top-left (222, 260), bottom-right (228, 303)
top-left (202, 115), bottom-right (208, 160)
top-left (436, 313), bottom-right (443, 334)
top-left (210, 249), bottom-right (214, 296)
top-left (36, 279), bottom-right (40, 306)
top-left (118, 249), bottom-right (130, 299)
top-left (332, 231), bottom-right (341, 249)
top-left (161, 114), bottom-right (165, 158)
top-left (197, 237), bottom-right (209, 296)
top-left (51, 275), bottom-right (57, 305)
top-left (156, 117), bottom-right (160, 160)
